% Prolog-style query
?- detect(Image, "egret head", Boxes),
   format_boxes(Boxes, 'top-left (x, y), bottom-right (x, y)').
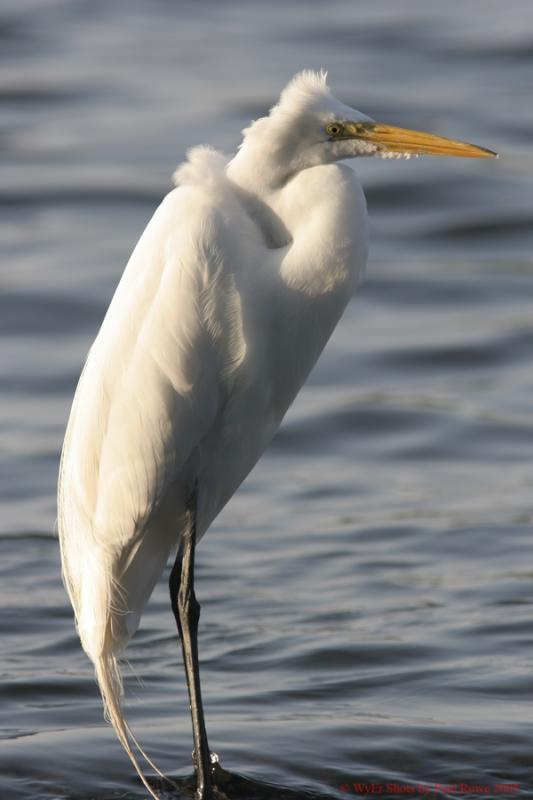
top-left (231, 70), bottom-right (496, 189)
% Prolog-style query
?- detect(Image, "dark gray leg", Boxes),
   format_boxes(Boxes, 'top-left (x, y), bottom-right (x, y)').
top-left (169, 485), bottom-right (214, 800)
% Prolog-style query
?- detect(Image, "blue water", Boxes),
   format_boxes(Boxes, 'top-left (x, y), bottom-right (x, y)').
top-left (1, 1), bottom-right (533, 798)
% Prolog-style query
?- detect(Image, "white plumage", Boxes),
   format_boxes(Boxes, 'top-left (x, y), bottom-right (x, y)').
top-left (57, 70), bottom-right (494, 798)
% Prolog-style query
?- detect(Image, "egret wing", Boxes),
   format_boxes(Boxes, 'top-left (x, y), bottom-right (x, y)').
top-left (59, 177), bottom-right (232, 657)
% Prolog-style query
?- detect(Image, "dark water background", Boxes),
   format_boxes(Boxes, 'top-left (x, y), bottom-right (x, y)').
top-left (2, 1), bottom-right (533, 798)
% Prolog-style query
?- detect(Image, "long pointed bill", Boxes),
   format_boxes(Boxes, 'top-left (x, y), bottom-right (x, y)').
top-left (345, 121), bottom-right (497, 159)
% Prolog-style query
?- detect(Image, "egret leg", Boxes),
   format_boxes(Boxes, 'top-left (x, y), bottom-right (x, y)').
top-left (169, 486), bottom-right (214, 800)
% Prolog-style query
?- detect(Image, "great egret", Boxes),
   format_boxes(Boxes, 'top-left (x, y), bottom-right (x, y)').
top-left (57, 70), bottom-right (496, 800)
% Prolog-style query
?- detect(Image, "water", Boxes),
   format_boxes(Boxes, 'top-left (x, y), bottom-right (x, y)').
top-left (1, 1), bottom-right (533, 798)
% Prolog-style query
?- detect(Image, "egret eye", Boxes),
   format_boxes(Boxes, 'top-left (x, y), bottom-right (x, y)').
top-left (326, 123), bottom-right (342, 137)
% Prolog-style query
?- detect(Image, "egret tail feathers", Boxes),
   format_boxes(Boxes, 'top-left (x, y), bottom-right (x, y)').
top-left (95, 653), bottom-right (169, 800)
top-left (62, 541), bottom-right (174, 795)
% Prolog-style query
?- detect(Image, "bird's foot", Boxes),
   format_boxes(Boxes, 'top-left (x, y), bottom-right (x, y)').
top-left (191, 750), bottom-right (231, 799)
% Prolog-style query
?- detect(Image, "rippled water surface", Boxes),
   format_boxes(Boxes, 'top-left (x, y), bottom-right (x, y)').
top-left (2, 1), bottom-right (533, 798)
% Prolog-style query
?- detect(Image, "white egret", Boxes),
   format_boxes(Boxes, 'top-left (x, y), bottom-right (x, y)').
top-left (57, 70), bottom-right (495, 800)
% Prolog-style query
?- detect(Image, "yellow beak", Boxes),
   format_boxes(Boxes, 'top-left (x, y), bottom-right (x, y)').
top-left (345, 121), bottom-right (497, 159)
